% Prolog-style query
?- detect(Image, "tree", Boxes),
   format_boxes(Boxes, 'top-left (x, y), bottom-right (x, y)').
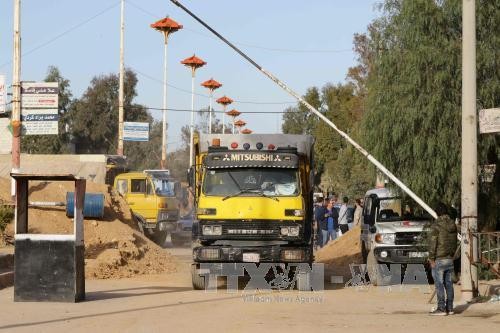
top-left (69, 69), bottom-right (150, 154)
top-left (281, 87), bottom-right (321, 135)
top-left (362, 0), bottom-right (499, 228)
top-left (21, 66), bottom-right (72, 153)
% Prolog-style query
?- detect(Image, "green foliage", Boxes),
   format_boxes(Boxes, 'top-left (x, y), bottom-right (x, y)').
top-left (21, 66), bottom-right (73, 153)
top-left (0, 206), bottom-right (14, 233)
top-left (361, 0), bottom-right (499, 229)
top-left (281, 87), bottom-right (321, 135)
top-left (70, 69), bottom-right (151, 154)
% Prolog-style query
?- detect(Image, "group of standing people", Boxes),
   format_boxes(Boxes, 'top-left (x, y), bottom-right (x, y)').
top-left (314, 196), bottom-right (364, 248)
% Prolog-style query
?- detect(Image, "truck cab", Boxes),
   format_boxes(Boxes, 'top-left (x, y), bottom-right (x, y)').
top-left (360, 187), bottom-right (432, 285)
top-left (190, 134), bottom-right (315, 290)
top-left (114, 172), bottom-right (180, 245)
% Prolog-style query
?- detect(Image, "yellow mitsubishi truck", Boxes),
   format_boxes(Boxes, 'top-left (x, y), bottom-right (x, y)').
top-left (189, 134), bottom-right (315, 290)
top-left (114, 171), bottom-right (180, 245)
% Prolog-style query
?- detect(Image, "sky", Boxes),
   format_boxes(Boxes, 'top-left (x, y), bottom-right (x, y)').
top-left (0, 0), bottom-right (380, 151)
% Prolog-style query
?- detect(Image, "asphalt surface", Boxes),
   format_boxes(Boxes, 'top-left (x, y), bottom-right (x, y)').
top-left (0, 245), bottom-right (499, 333)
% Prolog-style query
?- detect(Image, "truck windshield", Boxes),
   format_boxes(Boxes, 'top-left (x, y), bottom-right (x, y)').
top-left (151, 177), bottom-right (175, 197)
top-left (203, 168), bottom-right (299, 197)
top-left (378, 197), bottom-right (431, 222)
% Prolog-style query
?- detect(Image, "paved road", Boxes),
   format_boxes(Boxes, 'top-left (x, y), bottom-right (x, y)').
top-left (0, 246), bottom-right (498, 333)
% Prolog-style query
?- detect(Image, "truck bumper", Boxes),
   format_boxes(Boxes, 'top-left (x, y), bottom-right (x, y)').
top-left (374, 246), bottom-right (429, 264)
top-left (193, 245), bottom-right (312, 264)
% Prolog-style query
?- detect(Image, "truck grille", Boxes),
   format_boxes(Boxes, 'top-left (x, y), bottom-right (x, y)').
top-left (395, 232), bottom-right (422, 245)
top-left (203, 221), bottom-right (301, 240)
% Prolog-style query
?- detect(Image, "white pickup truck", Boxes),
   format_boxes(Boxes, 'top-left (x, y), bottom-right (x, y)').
top-left (360, 187), bottom-right (432, 285)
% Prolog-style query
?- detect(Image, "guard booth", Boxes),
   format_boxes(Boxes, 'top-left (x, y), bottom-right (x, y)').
top-left (11, 173), bottom-right (86, 302)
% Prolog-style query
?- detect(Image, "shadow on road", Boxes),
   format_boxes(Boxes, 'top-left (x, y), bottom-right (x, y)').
top-left (0, 292), bottom-right (247, 331)
top-left (85, 286), bottom-right (192, 301)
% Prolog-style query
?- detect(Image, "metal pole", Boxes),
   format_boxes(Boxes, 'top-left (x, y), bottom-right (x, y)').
top-left (11, 0), bottom-right (21, 197)
top-left (232, 117), bottom-right (235, 134)
top-left (161, 34), bottom-right (169, 169)
top-left (117, 0), bottom-right (125, 156)
top-left (208, 89), bottom-right (213, 134)
top-left (171, 0), bottom-right (438, 218)
top-left (461, 0), bottom-right (478, 301)
top-left (222, 106), bottom-right (225, 134)
top-left (189, 69), bottom-right (195, 167)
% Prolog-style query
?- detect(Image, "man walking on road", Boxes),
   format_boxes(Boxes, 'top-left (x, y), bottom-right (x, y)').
top-left (338, 196), bottom-right (349, 235)
top-left (428, 202), bottom-right (458, 316)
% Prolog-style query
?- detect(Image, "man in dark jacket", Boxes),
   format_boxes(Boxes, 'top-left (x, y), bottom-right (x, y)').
top-left (314, 197), bottom-right (327, 248)
top-left (428, 202), bottom-right (458, 316)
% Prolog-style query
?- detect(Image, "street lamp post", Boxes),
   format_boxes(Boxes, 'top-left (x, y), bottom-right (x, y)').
top-left (225, 109), bottom-right (241, 134)
top-left (117, 0), bottom-right (125, 156)
top-left (181, 54), bottom-right (206, 167)
top-left (200, 78), bottom-right (222, 134)
top-left (151, 16), bottom-right (183, 169)
top-left (234, 119), bottom-right (246, 134)
top-left (216, 95), bottom-right (233, 134)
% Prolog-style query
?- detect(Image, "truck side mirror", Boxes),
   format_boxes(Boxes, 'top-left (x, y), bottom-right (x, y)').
top-left (369, 225), bottom-right (377, 233)
top-left (187, 167), bottom-right (194, 188)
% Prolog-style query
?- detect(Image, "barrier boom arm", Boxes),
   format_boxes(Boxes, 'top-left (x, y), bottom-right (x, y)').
top-left (170, 0), bottom-right (437, 219)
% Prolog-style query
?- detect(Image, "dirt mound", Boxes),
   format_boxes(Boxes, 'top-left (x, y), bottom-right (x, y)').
top-left (315, 225), bottom-right (363, 282)
top-left (0, 177), bottom-right (178, 279)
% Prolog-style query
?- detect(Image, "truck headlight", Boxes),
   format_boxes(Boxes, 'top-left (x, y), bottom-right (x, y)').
top-left (157, 210), bottom-right (169, 221)
top-left (202, 225), bottom-right (222, 236)
top-left (197, 208), bottom-right (217, 215)
top-left (284, 209), bottom-right (304, 217)
top-left (281, 249), bottom-right (304, 261)
top-left (375, 233), bottom-right (396, 245)
top-left (200, 248), bottom-right (220, 260)
top-left (280, 226), bottom-right (300, 236)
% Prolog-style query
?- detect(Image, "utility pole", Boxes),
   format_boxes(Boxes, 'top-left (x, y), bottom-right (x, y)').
top-left (117, 0), bottom-right (125, 156)
top-left (461, 0), bottom-right (478, 302)
top-left (11, 0), bottom-right (21, 197)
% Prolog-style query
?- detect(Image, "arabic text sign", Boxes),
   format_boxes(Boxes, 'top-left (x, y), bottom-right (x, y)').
top-left (0, 75), bottom-right (6, 113)
top-left (123, 122), bottom-right (149, 142)
top-left (479, 108), bottom-right (500, 134)
top-left (21, 108), bottom-right (59, 135)
top-left (21, 82), bottom-right (59, 108)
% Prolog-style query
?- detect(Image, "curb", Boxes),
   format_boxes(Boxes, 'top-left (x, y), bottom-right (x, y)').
top-left (0, 271), bottom-right (14, 289)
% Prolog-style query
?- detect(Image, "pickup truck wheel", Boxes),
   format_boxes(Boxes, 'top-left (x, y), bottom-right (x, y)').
top-left (295, 265), bottom-right (312, 291)
top-left (191, 264), bottom-right (206, 290)
top-left (170, 234), bottom-right (185, 247)
top-left (366, 249), bottom-right (387, 286)
top-left (154, 230), bottom-right (168, 246)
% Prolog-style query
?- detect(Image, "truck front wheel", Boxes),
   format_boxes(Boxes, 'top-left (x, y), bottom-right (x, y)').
top-left (295, 265), bottom-right (312, 291)
top-left (191, 264), bottom-right (206, 290)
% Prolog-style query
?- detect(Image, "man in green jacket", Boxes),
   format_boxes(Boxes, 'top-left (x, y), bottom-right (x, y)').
top-left (428, 202), bottom-right (458, 316)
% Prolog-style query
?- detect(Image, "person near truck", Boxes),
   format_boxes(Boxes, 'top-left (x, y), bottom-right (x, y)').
top-left (353, 198), bottom-right (363, 226)
top-left (314, 197), bottom-right (327, 248)
top-left (324, 199), bottom-right (338, 245)
top-left (428, 202), bottom-right (458, 316)
top-left (338, 196), bottom-right (349, 235)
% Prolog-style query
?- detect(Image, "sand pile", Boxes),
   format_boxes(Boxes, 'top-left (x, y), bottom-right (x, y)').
top-left (315, 225), bottom-right (363, 281)
top-left (0, 177), bottom-right (178, 279)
